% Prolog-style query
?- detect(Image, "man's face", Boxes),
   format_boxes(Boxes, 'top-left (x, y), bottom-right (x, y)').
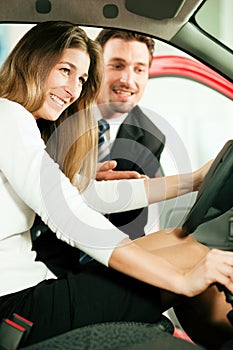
top-left (97, 38), bottom-right (150, 119)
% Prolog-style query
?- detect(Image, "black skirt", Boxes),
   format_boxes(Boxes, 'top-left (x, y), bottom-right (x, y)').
top-left (0, 262), bottom-right (162, 347)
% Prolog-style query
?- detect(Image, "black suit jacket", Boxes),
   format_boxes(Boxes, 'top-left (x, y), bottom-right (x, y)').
top-left (107, 106), bottom-right (165, 239)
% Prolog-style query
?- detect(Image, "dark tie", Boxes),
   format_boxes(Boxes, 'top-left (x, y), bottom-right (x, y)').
top-left (98, 118), bottom-right (110, 162)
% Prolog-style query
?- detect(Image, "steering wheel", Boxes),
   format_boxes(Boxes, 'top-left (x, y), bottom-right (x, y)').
top-left (182, 139), bottom-right (233, 234)
top-left (181, 140), bottom-right (233, 316)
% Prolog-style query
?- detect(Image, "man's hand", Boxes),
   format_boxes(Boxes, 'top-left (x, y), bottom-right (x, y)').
top-left (96, 160), bottom-right (145, 181)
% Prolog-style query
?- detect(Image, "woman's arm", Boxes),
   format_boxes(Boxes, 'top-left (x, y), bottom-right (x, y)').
top-left (145, 160), bottom-right (212, 204)
top-left (109, 237), bottom-right (184, 293)
top-left (109, 233), bottom-right (233, 297)
top-left (0, 101), bottom-right (127, 266)
top-left (81, 160), bottom-right (212, 214)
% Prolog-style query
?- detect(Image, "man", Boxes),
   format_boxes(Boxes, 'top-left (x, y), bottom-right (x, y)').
top-left (94, 29), bottom-right (165, 238)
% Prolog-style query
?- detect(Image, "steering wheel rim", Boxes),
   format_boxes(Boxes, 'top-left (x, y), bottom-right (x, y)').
top-left (182, 140), bottom-right (233, 234)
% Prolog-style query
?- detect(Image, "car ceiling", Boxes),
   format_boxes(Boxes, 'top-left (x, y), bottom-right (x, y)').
top-left (0, 0), bottom-right (232, 82)
top-left (0, 0), bottom-right (203, 39)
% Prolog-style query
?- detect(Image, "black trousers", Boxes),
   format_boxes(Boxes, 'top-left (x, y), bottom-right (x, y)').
top-left (0, 262), bottom-right (162, 347)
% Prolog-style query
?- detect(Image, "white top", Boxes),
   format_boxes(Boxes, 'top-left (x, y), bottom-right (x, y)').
top-left (0, 98), bottom-right (148, 296)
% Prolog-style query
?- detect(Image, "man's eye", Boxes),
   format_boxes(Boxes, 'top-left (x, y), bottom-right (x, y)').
top-left (136, 68), bottom-right (145, 73)
top-left (109, 64), bottom-right (122, 69)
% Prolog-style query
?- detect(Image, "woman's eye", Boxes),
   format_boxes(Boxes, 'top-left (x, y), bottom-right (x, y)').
top-left (79, 77), bottom-right (86, 85)
top-left (60, 67), bottom-right (70, 75)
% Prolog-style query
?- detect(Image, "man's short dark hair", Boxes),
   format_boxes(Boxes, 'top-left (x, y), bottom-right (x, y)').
top-left (95, 29), bottom-right (155, 66)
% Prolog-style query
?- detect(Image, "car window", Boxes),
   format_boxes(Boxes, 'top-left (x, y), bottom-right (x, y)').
top-left (0, 24), bottom-right (101, 65)
top-left (0, 24), bottom-right (33, 65)
top-left (195, 0), bottom-right (233, 50)
top-left (140, 40), bottom-right (233, 176)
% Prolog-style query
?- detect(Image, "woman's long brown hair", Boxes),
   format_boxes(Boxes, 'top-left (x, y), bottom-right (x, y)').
top-left (0, 21), bottom-right (103, 192)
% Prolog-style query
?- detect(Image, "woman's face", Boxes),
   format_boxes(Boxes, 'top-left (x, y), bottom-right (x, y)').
top-left (33, 48), bottom-right (90, 121)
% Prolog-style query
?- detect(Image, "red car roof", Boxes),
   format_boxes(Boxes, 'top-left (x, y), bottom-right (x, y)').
top-left (149, 55), bottom-right (233, 100)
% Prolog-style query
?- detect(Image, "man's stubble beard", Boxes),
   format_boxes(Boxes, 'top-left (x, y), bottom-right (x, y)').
top-left (108, 100), bottom-right (134, 115)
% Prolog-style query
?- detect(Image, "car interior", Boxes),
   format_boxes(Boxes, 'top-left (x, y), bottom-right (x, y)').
top-left (0, 0), bottom-right (233, 349)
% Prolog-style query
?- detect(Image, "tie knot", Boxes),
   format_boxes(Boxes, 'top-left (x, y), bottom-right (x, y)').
top-left (98, 118), bottom-right (110, 136)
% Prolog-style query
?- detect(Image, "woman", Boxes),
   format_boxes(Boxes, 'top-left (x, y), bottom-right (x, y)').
top-left (0, 21), bottom-right (233, 349)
